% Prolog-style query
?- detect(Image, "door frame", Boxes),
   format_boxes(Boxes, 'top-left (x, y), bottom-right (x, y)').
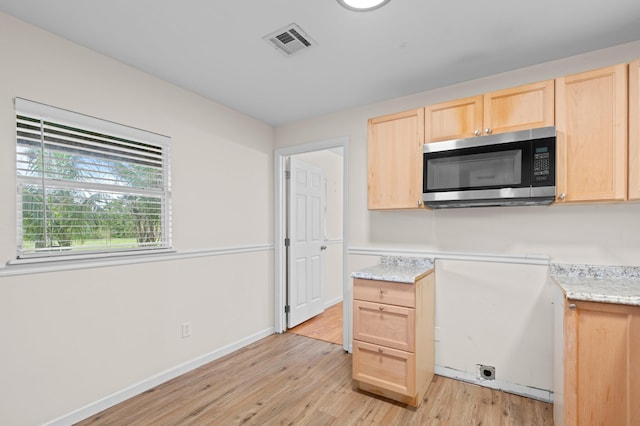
top-left (274, 137), bottom-right (350, 351)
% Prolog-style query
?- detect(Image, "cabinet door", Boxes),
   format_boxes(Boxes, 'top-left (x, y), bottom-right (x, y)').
top-left (630, 59), bottom-right (640, 200)
top-left (564, 300), bottom-right (640, 426)
top-left (353, 300), bottom-right (415, 351)
top-left (352, 340), bottom-right (416, 397)
top-left (555, 64), bottom-right (628, 202)
top-left (483, 80), bottom-right (555, 135)
top-left (353, 278), bottom-right (415, 307)
top-left (424, 95), bottom-right (483, 142)
top-left (367, 108), bottom-right (424, 210)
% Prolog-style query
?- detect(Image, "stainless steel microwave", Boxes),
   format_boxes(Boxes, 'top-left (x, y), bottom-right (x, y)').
top-left (422, 126), bottom-right (556, 208)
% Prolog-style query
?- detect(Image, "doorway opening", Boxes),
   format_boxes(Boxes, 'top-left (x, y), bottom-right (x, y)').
top-left (288, 301), bottom-right (343, 345)
top-left (274, 138), bottom-right (350, 351)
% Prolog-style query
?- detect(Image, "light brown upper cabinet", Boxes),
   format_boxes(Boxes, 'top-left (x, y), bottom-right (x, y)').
top-left (424, 95), bottom-right (483, 142)
top-left (368, 108), bottom-right (425, 210)
top-left (630, 59), bottom-right (640, 200)
top-left (555, 64), bottom-right (628, 203)
top-left (424, 80), bottom-right (555, 143)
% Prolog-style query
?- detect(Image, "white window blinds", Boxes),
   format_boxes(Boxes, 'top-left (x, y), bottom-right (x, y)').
top-left (15, 98), bottom-right (172, 259)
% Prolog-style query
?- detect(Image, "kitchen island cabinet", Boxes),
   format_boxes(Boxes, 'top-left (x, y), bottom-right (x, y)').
top-left (555, 63), bottom-right (628, 203)
top-left (630, 59), bottom-right (640, 200)
top-left (352, 257), bottom-right (435, 407)
top-left (551, 264), bottom-right (640, 426)
top-left (367, 108), bottom-right (424, 210)
top-left (424, 80), bottom-right (554, 142)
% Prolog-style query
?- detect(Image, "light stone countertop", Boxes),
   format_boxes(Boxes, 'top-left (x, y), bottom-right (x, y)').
top-left (550, 263), bottom-right (640, 306)
top-left (351, 256), bottom-right (434, 284)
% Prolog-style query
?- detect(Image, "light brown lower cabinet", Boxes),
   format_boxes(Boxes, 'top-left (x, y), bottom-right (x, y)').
top-left (352, 272), bottom-right (435, 407)
top-left (562, 299), bottom-right (640, 425)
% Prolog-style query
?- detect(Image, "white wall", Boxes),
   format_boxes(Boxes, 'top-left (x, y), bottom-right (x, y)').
top-left (275, 41), bottom-right (640, 397)
top-left (0, 13), bottom-right (274, 426)
top-left (434, 260), bottom-right (553, 397)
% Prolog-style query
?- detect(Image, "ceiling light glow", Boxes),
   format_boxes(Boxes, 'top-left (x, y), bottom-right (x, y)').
top-left (337, 0), bottom-right (391, 12)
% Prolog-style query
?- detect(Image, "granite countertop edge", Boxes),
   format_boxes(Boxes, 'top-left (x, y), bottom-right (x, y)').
top-left (351, 256), bottom-right (434, 284)
top-left (550, 263), bottom-right (640, 307)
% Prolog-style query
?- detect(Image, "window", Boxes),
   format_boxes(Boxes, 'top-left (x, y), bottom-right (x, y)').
top-left (15, 98), bottom-right (171, 260)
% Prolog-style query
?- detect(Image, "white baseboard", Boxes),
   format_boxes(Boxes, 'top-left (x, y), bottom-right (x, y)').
top-left (44, 327), bottom-right (275, 426)
top-left (435, 365), bottom-right (553, 403)
top-left (324, 296), bottom-right (343, 308)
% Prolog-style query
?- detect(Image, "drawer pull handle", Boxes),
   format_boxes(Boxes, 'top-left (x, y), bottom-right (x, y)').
top-left (378, 348), bottom-right (383, 353)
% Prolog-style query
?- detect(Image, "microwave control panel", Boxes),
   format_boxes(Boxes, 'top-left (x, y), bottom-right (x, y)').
top-left (532, 144), bottom-right (553, 183)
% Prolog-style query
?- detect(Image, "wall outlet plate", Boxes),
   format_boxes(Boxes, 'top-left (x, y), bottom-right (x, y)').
top-left (181, 322), bottom-right (191, 338)
top-left (477, 364), bottom-right (495, 380)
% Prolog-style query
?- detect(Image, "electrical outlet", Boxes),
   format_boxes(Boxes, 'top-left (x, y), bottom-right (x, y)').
top-left (434, 326), bottom-right (441, 342)
top-left (181, 322), bottom-right (191, 339)
top-left (477, 364), bottom-right (495, 380)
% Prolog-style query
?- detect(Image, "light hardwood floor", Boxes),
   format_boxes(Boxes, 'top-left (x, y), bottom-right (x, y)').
top-left (288, 302), bottom-right (343, 345)
top-left (77, 333), bottom-right (553, 425)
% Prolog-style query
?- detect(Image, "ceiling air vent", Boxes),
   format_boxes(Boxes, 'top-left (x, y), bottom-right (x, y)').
top-left (263, 23), bottom-right (316, 56)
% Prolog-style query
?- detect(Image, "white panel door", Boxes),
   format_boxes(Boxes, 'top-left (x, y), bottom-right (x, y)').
top-left (287, 157), bottom-right (326, 328)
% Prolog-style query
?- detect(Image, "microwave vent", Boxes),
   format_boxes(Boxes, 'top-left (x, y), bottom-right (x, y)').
top-left (263, 23), bottom-right (316, 56)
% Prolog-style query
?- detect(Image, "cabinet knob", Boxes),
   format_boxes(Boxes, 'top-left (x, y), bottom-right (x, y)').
top-left (379, 288), bottom-right (384, 295)
top-left (485, 128), bottom-right (492, 135)
top-left (558, 193), bottom-right (566, 200)
top-left (378, 306), bottom-right (384, 311)
top-left (417, 200), bottom-right (423, 207)
top-left (378, 348), bottom-right (384, 353)
top-left (568, 303), bottom-right (577, 310)
top-left (474, 129), bottom-right (481, 136)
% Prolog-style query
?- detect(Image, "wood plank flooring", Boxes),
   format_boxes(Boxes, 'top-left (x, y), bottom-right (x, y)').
top-left (288, 302), bottom-right (343, 345)
top-left (77, 333), bottom-right (553, 425)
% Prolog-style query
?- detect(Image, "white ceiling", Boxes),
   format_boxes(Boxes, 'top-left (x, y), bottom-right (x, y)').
top-left (2, 0), bottom-right (640, 126)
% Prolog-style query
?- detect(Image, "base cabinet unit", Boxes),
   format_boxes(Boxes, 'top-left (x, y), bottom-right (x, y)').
top-left (367, 108), bottom-right (425, 210)
top-left (560, 299), bottom-right (640, 425)
top-left (555, 63), bottom-right (628, 203)
top-left (352, 272), bottom-right (435, 407)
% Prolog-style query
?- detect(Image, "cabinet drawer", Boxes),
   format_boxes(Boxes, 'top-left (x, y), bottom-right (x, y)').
top-left (352, 340), bottom-right (415, 397)
top-left (353, 300), bottom-right (415, 351)
top-left (353, 278), bottom-right (415, 307)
